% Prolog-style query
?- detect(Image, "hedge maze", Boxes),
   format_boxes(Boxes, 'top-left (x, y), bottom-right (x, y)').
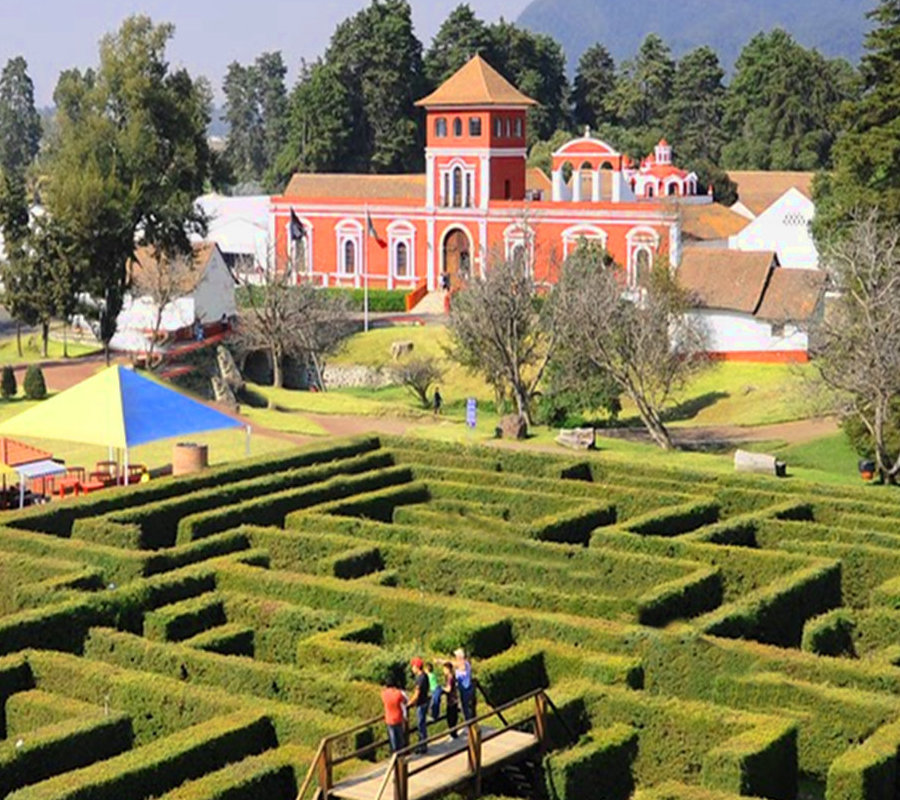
top-left (4, 435), bottom-right (900, 799)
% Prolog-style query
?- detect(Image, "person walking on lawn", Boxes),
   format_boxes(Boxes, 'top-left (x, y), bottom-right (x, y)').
top-left (381, 676), bottom-right (407, 753)
top-left (426, 662), bottom-right (441, 722)
top-left (433, 387), bottom-right (443, 416)
top-left (408, 658), bottom-right (431, 754)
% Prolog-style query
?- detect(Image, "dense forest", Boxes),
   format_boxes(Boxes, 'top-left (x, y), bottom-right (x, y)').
top-left (219, 1), bottom-right (863, 202)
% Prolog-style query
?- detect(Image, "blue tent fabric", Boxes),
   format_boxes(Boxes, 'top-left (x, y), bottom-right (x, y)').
top-left (118, 367), bottom-right (242, 448)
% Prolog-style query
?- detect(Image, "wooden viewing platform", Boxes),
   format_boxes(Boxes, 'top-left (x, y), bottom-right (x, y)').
top-left (296, 688), bottom-right (569, 800)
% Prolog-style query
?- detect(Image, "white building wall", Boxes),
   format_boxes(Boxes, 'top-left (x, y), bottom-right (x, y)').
top-left (687, 309), bottom-right (809, 355)
top-left (728, 188), bottom-right (819, 270)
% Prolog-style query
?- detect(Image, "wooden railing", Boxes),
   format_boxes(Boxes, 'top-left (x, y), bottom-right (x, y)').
top-left (295, 686), bottom-right (572, 800)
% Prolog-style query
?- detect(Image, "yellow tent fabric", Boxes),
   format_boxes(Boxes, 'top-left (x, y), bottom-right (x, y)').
top-left (0, 365), bottom-right (240, 449)
top-left (0, 365), bottom-right (128, 448)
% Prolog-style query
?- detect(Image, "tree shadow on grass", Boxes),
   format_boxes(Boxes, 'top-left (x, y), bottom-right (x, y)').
top-left (661, 391), bottom-right (730, 423)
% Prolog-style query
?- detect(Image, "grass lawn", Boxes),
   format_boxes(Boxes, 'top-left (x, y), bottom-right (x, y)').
top-left (0, 335), bottom-right (97, 365)
top-left (0, 394), bottom-right (296, 477)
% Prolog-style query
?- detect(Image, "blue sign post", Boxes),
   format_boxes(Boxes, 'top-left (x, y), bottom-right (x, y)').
top-left (466, 397), bottom-right (477, 430)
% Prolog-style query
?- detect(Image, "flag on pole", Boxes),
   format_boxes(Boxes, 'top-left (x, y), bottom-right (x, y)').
top-left (289, 209), bottom-right (305, 241)
top-left (366, 210), bottom-right (387, 249)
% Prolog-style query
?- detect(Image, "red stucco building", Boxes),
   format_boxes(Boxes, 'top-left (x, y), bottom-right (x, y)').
top-left (271, 55), bottom-right (712, 301)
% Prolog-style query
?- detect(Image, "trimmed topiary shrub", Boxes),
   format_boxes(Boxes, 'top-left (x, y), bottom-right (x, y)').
top-left (1, 366), bottom-right (16, 399)
top-left (544, 724), bottom-right (638, 800)
top-left (22, 366), bottom-right (47, 400)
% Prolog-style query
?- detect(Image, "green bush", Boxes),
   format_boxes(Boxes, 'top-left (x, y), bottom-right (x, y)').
top-left (182, 624), bottom-right (255, 657)
top-left (525, 505), bottom-right (616, 545)
top-left (544, 724), bottom-right (637, 800)
top-left (6, 710), bottom-right (275, 800)
top-left (826, 720), bottom-right (900, 800)
top-left (321, 287), bottom-right (408, 312)
top-left (1, 366), bottom-right (16, 399)
top-left (22, 366), bottom-right (46, 400)
top-left (143, 593), bottom-right (227, 642)
top-left (636, 568), bottom-right (723, 627)
top-left (625, 501), bottom-right (720, 536)
top-left (5, 690), bottom-right (107, 737)
top-left (0, 711), bottom-right (133, 797)
top-left (430, 618), bottom-right (514, 660)
top-left (475, 643), bottom-right (549, 706)
top-left (802, 610), bottom-right (857, 657)
top-left (325, 547), bottom-right (384, 580)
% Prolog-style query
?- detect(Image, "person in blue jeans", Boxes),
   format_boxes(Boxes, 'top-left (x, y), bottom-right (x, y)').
top-left (407, 658), bottom-right (430, 754)
top-left (454, 648), bottom-right (476, 721)
top-left (426, 662), bottom-right (442, 721)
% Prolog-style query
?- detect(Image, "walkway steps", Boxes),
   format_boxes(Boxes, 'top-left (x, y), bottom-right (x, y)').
top-left (409, 291), bottom-right (448, 316)
top-left (329, 727), bottom-right (539, 800)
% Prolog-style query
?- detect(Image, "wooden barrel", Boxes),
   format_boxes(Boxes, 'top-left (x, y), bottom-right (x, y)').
top-left (173, 442), bottom-right (208, 476)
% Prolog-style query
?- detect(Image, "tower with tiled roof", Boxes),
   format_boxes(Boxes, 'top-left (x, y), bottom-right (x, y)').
top-left (415, 55), bottom-right (536, 211)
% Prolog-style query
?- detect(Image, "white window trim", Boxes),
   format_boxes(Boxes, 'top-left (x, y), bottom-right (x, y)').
top-left (388, 221), bottom-right (416, 284)
top-left (438, 158), bottom-right (477, 209)
top-left (562, 225), bottom-right (607, 259)
top-left (503, 224), bottom-right (534, 273)
top-left (336, 220), bottom-right (364, 285)
top-left (626, 227), bottom-right (660, 289)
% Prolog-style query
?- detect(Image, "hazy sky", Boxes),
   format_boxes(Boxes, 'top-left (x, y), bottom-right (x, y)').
top-left (1, 0), bottom-right (531, 106)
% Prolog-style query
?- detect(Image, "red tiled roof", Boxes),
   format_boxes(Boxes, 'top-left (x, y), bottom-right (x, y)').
top-left (678, 249), bottom-right (778, 313)
top-left (727, 171), bottom-right (814, 217)
top-left (756, 268), bottom-right (826, 322)
top-left (283, 173), bottom-right (426, 201)
top-left (679, 203), bottom-right (751, 241)
top-left (416, 55), bottom-right (537, 108)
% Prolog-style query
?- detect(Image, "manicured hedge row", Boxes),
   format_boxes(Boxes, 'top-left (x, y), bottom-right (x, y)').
top-left (801, 610), bottom-right (856, 657)
top-left (295, 623), bottom-right (406, 686)
top-left (0, 552), bottom-right (88, 614)
top-left (320, 547), bottom-right (385, 580)
top-left (317, 483), bottom-right (430, 523)
top-left (544, 723), bottom-right (637, 800)
top-left (429, 617), bottom-right (514, 660)
top-left (458, 578), bottom-right (631, 619)
top-left (699, 560), bottom-right (842, 647)
top-left (221, 592), bottom-right (345, 665)
top-left (27, 649), bottom-right (348, 748)
top-left (176, 467), bottom-right (415, 543)
top-left (826, 720), bottom-right (900, 800)
top-left (525, 505), bottom-right (616, 545)
top-left (0, 654), bottom-right (35, 737)
top-left (625, 502), bottom-right (720, 537)
top-left (75, 449), bottom-right (396, 551)
top-left (11, 567), bottom-right (105, 612)
top-left (701, 718), bottom-right (797, 800)
top-left (636, 568), bottom-right (723, 627)
top-left (476, 643), bottom-right (549, 706)
top-left (538, 640), bottom-right (644, 691)
top-left (0, 711), bottom-right (133, 797)
top-left (391, 506), bottom-right (513, 536)
top-left (711, 671), bottom-right (900, 779)
top-left (154, 744), bottom-right (310, 800)
top-left (6, 436), bottom-right (382, 537)
top-left (143, 593), bottom-right (227, 642)
top-left (83, 627), bottom-right (382, 720)
top-left (182, 623), bottom-right (255, 657)
top-left (5, 690), bottom-right (99, 737)
top-left (755, 518), bottom-right (900, 555)
top-left (6, 710), bottom-right (275, 800)
top-left (320, 286), bottom-right (408, 312)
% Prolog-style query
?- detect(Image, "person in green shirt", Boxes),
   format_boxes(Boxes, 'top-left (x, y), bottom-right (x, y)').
top-left (426, 662), bottom-right (442, 721)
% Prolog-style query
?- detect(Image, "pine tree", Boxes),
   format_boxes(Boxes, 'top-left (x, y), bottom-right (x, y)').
top-left (666, 46), bottom-right (726, 164)
top-left (1, 366), bottom-right (16, 400)
top-left (424, 4), bottom-right (493, 88)
top-left (572, 44), bottom-right (617, 129)
top-left (814, 0), bottom-right (900, 236)
top-left (223, 61), bottom-right (264, 186)
top-left (612, 34), bottom-right (675, 129)
top-left (23, 365), bottom-right (46, 400)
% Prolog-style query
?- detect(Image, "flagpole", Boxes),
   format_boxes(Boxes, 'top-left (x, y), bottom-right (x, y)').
top-left (364, 205), bottom-right (370, 333)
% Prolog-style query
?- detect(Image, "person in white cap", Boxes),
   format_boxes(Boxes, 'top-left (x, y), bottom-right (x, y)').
top-left (453, 647), bottom-right (475, 721)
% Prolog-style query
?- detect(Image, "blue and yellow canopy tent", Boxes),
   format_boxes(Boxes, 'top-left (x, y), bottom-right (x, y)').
top-left (0, 366), bottom-right (245, 483)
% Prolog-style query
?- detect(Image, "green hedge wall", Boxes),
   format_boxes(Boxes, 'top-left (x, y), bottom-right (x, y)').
top-left (544, 724), bottom-right (637, 800)
top-left (801, 610), bottom-right (857, 657)
top-left (525, 505), bottom-right (616, 545)
top-left (143, 594), bottom-right (227, 642)
top-left (625, 502), bottom-right (720, 537)
top-left (320, 287), bottom-right (408, 312)
top-left (6, 710), bottom-right (275, 800)
top-left (176, 467), bottom-right (415, 543)
top-left (476, 643), bottom-right (549, 706)
top-left (5, 690), bottom-right (99, 737)
top-left (826, 720), bottom-right (900, 800)
top-left (701, 718), bottom-right (798, 800)
top-left (429, 617), bottom-right (514, 660)
top-left (324, 547), bottom-right (385, 580)
top-left (0, 711), bottom-right (133, 797)
top-left (182, 624), bottom-right (255, 657)
top-left (636, 568), bottom-right (723, 627)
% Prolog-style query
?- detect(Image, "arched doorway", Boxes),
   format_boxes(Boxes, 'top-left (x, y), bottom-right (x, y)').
top-left (442, 228), bottom-right (471, 290)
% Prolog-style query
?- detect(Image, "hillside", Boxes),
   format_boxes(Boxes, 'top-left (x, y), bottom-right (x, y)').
top-left (517, 0), bottom-right (874, 70)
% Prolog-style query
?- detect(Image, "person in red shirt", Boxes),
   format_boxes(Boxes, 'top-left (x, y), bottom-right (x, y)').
top-left (381, 677), bottom-right (407, 753)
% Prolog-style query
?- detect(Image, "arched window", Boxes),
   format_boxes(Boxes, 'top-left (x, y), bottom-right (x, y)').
top-left (514, 117), bottom-right (522, 137)
top-left (647, 185), bottom-right (655, 198)
top-left (453, 167), bottom-right (463, 207)
top-left (453, 117), bottom-right (462, 137)
top-left (511, 243), bottom-right (526, 266)
top-left (465, 173), bottom-right (473, 207)
top-left (469, 117), bottom-right (482, 136)
top-left (505, 118), bottom-right (512, 137)
top-left (395, 242), bottom-right (408, 277)
top-left (494, 117), bottom-right (502, 137)
top-left (635, 249), bottom-right (652, 287)
top-left (435, 117), bottom-right (447, 138)
top-left (442, 173), bottom-right (450, 207)
top-left (343, 239), bottom-right (356, 274)
top-left (667, 183), bottom-right (679, 196)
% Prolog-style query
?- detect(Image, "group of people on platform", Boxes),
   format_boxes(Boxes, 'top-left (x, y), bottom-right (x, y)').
top-left (381, 647), bottom-right (475, 755)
